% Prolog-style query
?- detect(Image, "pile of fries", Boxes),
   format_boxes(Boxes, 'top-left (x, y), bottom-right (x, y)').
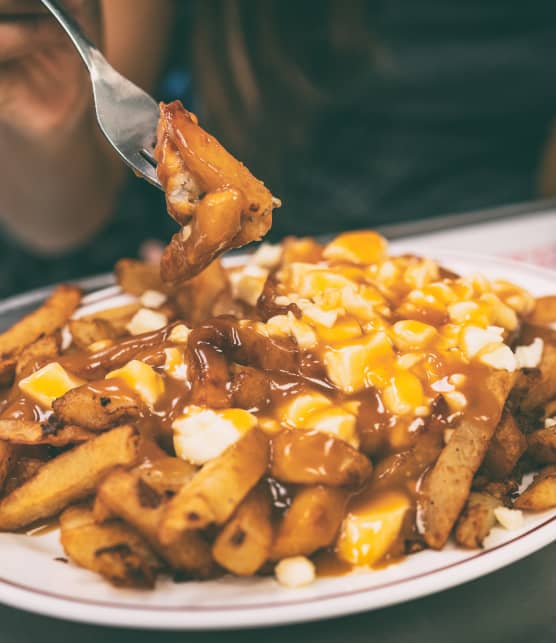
top-left (0, 230), bottom-right (554, 589)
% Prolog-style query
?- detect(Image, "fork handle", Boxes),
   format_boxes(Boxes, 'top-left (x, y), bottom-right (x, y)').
top-left (40, 0), bottom-right (100, 72)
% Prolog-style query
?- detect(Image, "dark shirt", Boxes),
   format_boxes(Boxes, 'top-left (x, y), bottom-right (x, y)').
top-left (1, 0), bottom-right (556, 297)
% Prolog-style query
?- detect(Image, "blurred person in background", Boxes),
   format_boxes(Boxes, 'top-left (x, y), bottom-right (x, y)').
top-left (2, 0), bottom-right (556, 297)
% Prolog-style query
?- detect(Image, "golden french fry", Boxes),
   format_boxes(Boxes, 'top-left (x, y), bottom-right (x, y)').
top-left (173, 259), bottom-right (229, 324)
top-left (270, 430), bottom-right (373, 487)
top-left (454, 491), bottom-right (502, 549)
top-left (115, 259), bottom-right (169, 296)
top-left (418, 370), bottom-right (515, 549)
top-left (60, 505), bottom-right (160, 588)
top-left (3, 457), bottom-right (45, 497)
top-left (271, 486), bottom-right (347, 560)
top-left (527, 426), bottom-right (556, 464)
top-left (14, 334), bottom-right (60, 380)
top-left (528, 295), bottom-right (556, 326)
top-left (136, 455), bottom-right (197, 497)
top-left (212, 485), bottom-right (273, 576)
top-left (68, 319), bottom-right (116, 350)
top-left (81, 302), bottom-right (140, 335)
top-left (514, 466), bottom-right (556, 511)
top-left (0, 285), bottom-right (80, 359)
top-left (0, 425), bottom-right (139, 530)
top-left (0, 420), bottom-right (93, 447)
top-left (52, 383), bottom-right (141, 431)
top-left (517, 325), bottom-right (556, 412)
top-left (481, 412), bottom-right (527, 480)
top-left (0, 443), bottom-right (14, 494)
top-left (159, 429), bottom-right (269, 543)
top-left (98, 467), bottom-right (213, 577)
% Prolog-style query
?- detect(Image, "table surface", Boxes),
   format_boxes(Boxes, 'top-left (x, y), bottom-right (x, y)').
top-left (1, 201), bottom-right (555, 642)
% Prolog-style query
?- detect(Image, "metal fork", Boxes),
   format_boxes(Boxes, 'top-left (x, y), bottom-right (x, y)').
top-left (40, 0), bottom-right (162, 189)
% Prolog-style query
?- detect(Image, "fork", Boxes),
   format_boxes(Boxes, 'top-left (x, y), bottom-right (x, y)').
top-left (40, 0), bottom-right (162, 189)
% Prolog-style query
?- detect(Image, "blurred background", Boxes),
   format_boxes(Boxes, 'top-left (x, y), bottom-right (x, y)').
top-left (1, 0), bottom-right (556, 297)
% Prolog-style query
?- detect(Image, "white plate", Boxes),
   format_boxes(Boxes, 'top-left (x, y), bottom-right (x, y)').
top-left (0, 250), bottom-right (554, 630)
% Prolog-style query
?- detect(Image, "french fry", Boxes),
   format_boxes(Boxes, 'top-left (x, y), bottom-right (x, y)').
top-left (528, 295), bottom-right (556, 327)
top-left (454, 491), bottom-right (502, 548)
top-left (271, 486), bottom-right (347, 560)
top-left (418, 370), bottom-right (515, 549)
top-left (517, 325), bottom-right (556, 412)
top-left (270, 430), bottom-right (373, 487)
top-left (60, 505), bottom-right (160, 588)
top-left (98, 468), bottom-right (213, 577)
top-left (159, 428), bottom-right (269, 543)
top-left (212, 485), bottom-right (273, 576)
top-left (0, 420), bottom-right (93, 447)
top-left (14, 334), bottom-right (60, 380)
top-left (68, 319), bottom-right (116, 351)
top-left (115, 259), bottom-right (169, 296)
top-left (81, 302), bottom-right (140, 336)
top-left (0, 443), bottom-right (14, 493)
top-left (173, 260), bottom-right (229, 324)
top-left (527, 425), bottom-right (556, 464)
top-left (52, 383), bottom-right (142, 431)
top-left (0, 285), bottom-right (80, 358)
top-left (481, 412), bottom-right (527, 480)
top-left (137, 455), bottom-right (197, 497)
top-left (0, 425), bottom-right (139, 530)
top-left (3, 457), bottom-right (45, 496)
top-left (514, 466), bottom-right (556, 511)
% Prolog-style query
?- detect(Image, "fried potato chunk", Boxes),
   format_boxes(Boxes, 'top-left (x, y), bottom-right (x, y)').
top-left (159, 428), bottom-right (268, 543)
top-left (98, 468), bottom-right (213, 577)
top-left (528, 426), bottom-right (556, 464)
top-left (52, 383), bottom-right (142, 431)
top-left (418, 370), bottom-right (515, 549)
top-left (0, 425), bottom-right (139, 530)
top-left (271, 486), bottom-right (347, 560)
top-left (514, 466), bottom-right (556, 511)
top-left (68, 319), bottom-right (116, 351)
top-left (528, 295), bottom-right (556, 327)
top-left (0, 285), bottom-right (80, 358)
top-left (0, 420), bottom-right (92, 447)
top-left (212, 485), bottom-right (273, 576)
top-left (154, 100), bottom-right (279, 282)
top-left (481, 412), bottom-right (527, 480)
top-left (60, 505), bottom-right (160, 588)
top-left (14, 334), bottom-right (60, 380)
top-left (517, 325), bottom-right (556, 412)
top-left (454, 491), bottom-right (502, 549)
top-left (270, 430), bottom-right (373, 487)
top-left (115, 259), bottom-right (169, 297)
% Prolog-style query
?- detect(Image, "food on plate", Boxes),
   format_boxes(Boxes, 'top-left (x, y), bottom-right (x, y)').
top-left (154, 100), bottom-right (281, 283)
top-left (0, 232), bottom-right (553, 588)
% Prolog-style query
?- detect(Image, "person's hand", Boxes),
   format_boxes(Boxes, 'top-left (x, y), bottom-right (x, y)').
top-left (0, 0), bottom-right (100, 143)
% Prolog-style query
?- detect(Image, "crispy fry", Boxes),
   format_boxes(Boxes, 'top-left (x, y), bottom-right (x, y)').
top-left (517, 325), bottom-right (556, 412)
top-left (115, 259), bottom-right (169, 297)
top-left (0, 425), bottom-right (139, 530)
top-left (270, 430), bottom-right (373, 487)
top-left (528, 295), bottom-right (556, 326)
top-left (52, 383), bottom-right (142, 431)
top-left (212, 485), bottom-right (273, 576)
top-left (81, 303), bottom-right (140, 336)
top-left (68, 319), bottom-right (116, 351)
top-left (0, 443), bottom-right (14, 493)
top-left (481, 412), bottom-right (527, 480)
top-left (137, 455), bottom-right (197, 497)
top-left (0, 420), bottom-right (93, 446)
top-left (454, 491), bottom-right (502, 548)
top-left (418, 370), bottom-right (515, 549)
top-left (14, 334), bottom-right (60, 380)
top-left (98, 468), bottom-right (213, 577)
top-left (60, 505), bottom-right (160, 588)
top-left (514, 466), bottom-right (556, 510)
top-left (271, 486), bottom-right (347, 560)
top-left (155, 100), bottom-right (279, 282)
top-left (159, 429), bottom-right (269, 543)
top-left (527, 425), bottom-right (556, 464)
top-left (173, 259), bottom-right (230, 324)
top-left (0, 285), bottom-right (80, 358)
top-left (3, 457), bottom-right (45, 496)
